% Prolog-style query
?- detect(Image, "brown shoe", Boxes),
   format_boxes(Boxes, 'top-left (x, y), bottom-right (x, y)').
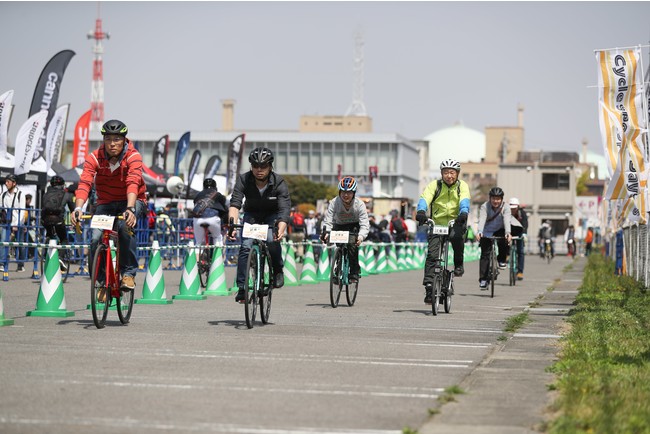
top-left (96, 286), bottom-right (107, 303)
top-left (121, 275), bottom-right (136, 291)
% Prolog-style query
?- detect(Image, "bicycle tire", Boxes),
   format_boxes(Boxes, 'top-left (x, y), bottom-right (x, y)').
top-left (431, 274), bottom-right (442, 316)
top-left (443, 271), bottom-right (453, 313)
top-left (490, 249), bottom-right (496, 298)
top-left (197, 247), bottom-right (210, 288)
top-left (330, 248), bottom-right (343, 308)
top-left (244, 247), bottom-right (259, 329)
top-left (260, 252), bottom-right (273, 324)
top-left (90, 244), bottom-right (110, 329)
top-left (346, 280), bottom-right (359, 306)
top-left (509, 251), bottom-right (516, 287)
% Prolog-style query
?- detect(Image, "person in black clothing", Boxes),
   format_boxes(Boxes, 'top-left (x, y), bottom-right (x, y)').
top-left (192, 178), bottom-right (228, 246)
top-left (41, 176), bottom-right (75, 271)
top-left (227, 147), bottom-right (291, 303)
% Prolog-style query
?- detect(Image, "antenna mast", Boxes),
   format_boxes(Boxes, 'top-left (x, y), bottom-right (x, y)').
top-left (87, 3), bottom-right (109, 133)
top-left (345, 31), bottom-right (368, 117)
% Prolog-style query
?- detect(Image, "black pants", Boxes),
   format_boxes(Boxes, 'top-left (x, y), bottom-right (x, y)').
top-left (45, 223), bottom-right (69, 259)
top-left (422, 221), bottom-right (465, 286)
top-left (479, 228), bottom-right (507, 281)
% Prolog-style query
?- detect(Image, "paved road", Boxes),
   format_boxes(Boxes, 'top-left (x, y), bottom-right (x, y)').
top-left (0, 251), bottom-right (574, 433)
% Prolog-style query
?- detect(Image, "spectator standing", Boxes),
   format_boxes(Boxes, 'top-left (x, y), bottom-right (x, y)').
top-left (305, 209), bottom-right (319, 241)
top-left (390, 211), bottom-right (408, 245)
top-left (289, 207), bottom-right (306, 262)
top-left (1, 174), bottom-right (26, 272)
top-left (584, 227), bottom-right (594, 256)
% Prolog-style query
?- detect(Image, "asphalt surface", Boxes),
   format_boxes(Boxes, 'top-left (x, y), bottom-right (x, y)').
top-left (0, 249), bottom-right (580, 434)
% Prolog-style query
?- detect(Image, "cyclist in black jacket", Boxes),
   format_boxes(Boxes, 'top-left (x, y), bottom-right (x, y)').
top-left (227, 147), bottom-right (291, 302)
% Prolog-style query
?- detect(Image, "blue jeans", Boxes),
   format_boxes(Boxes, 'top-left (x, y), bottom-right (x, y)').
top-left (0, 224), bottom-right (26, 269)
top-left (90, 201), bottom-right (144, 277)
top-left (236, 213), bottom-right (283, 289)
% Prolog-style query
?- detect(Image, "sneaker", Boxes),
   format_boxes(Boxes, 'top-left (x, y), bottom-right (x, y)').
top-left (120, 275), bottom-right (136, 291)
top-left (498, 262), bottom-right (507, 269)
top-left (424, 283), bottom-right (433, 304)
top-left (517, 272), bottom-right (524, 281)
top-left (479, 280), bottom-right (488, 290)
top-left (16, 265), bottom-right (25, 272)
top-left (453, 265), bottom-right (464, 277)
top-left (273, 272), bottom-right (284, 289)
top-left (59, 259), bottom-right (68, 272)
top-left (348, 274), bottom-right (359, 283)
top-left (235, 289), bottom-right (246, 303)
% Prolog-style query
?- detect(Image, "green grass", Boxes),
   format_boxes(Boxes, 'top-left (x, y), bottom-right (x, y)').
top-left (547, 253), bottom-right (650, 433)
top-left (438, 385), bottom-right (465, 403)
top-left (504, 311), bottom-right (530, 332)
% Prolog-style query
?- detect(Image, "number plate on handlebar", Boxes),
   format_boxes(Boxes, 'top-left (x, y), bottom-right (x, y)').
top-left (242, 223), bottom-right (269, 240)
top-left (330, 230), bottom-right (351, 244)
top-left (90, 215), bottom-right (115, 230)
top-left (432, 225), bottom-right (449, 235)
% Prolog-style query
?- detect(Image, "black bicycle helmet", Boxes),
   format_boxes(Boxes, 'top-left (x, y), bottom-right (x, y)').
top-left (248, 147), bottom-right (274, 165)
top-left (488, 187), bottom-right (505, 197)
top-left (101, 119), bottom-right (128, 136)
top-left (50, 175), bottom-right (65, 186)
top-left (203, 178), bottom-right (217, 189)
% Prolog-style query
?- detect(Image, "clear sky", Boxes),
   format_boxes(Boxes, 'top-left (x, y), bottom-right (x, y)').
top-left (2, 1), bottom-right (650, 157)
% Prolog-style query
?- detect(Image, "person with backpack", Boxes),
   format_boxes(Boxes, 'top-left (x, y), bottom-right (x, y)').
top-left (289, 207), bottom-right (307, 262)
top-left (0, 174), bottom-right (26, 272)
top-left (192, 178), bottom-right (227, 247)
top-left (476, 187), bottom-right (512, 290)
top-left (41, 176), bottom-right (75, 271)
top-left (416, 159), bottom-right (470, 304)
top-left (389, 211), bottom-right (408, 244)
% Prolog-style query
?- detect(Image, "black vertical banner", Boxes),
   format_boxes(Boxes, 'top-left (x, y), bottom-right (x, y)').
top-left (186, 150), bottom-right (202, 199)
top-left (152, 134), bottom-right (169, 172)
top-left (28, 50), bottom-right (76, 164)
top-left (204, 155), bottom-right (222, 179)
top-left (226, 134), bottom-right (246, 196)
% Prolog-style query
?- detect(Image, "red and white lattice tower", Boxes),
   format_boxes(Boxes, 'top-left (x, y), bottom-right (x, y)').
top-left (87, 11), bottom-right (109, 132)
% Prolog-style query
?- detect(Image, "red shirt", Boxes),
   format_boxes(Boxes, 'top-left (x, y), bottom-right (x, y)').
top-left (76, 140), bottom-right (146, 205)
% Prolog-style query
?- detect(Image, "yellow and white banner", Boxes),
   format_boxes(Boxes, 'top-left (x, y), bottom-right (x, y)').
top-left (596, 47), bottom-right (648, 221)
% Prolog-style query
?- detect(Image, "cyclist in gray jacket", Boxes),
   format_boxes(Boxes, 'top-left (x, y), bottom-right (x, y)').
top-left (476, 187), bottom-right (512, 290)
top-left (320, 176), bottom-right (369, 283)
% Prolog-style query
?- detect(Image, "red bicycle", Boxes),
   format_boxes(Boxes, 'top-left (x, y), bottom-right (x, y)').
top-left (77, 214), bottom-right (134, 329)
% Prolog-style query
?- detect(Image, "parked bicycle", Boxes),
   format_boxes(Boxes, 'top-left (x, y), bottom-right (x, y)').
top-left (425, 219), bottom-right (454, 315)
top-left (325, 230), bottom-right (359, 308)
top-left (76, 214), bottom-right (134, 329)
top-left (228, 219), bottom-right (276, 329)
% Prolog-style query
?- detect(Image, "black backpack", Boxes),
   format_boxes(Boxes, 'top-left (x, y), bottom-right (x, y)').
top-left (192, 190), bottom-right (219, 218)
top-left (42, 187), bottom-right (65, 216)
top-left (392, 217), bottom-right (405, 234)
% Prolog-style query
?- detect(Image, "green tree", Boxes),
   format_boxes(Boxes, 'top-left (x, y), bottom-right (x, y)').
top-left (283, 175), bottom-right (338, 206)
top-left (576, 170), bottom-right (590, 196)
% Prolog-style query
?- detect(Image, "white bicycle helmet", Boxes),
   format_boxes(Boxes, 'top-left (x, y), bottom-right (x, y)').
top-left (440, 159), bottom-right (461, 172)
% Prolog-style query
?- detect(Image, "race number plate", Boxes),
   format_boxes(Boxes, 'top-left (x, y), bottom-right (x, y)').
top-left (330, 230), bottom-right (350, 244)
top-left (242, 223), bottom-right (269, 240)
top-left (432, 225), bottom-right (449, 235)
top-left (90, 215), bottom-right (115, 230)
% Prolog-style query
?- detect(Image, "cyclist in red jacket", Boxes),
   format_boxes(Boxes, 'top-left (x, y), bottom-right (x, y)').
top-left (70, 119), bottom-right (147, 291)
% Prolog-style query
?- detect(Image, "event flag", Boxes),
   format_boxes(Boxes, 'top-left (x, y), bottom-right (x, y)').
top-left (204, 155), bottom-right (222, 180)
top-left (45, 104), bottom-right (69, 173)
top-left (28, 50), bottom-right (75, 165)
top-left (72, 110), bottom-right (91, 167)
top-left (596, 47), bottom-right (648, 221)
top-left (152, 134), bottom-right (169, 173)
top-left (0, 90), bottom-right (14, 158)
top-left (225, 134), bottom-right (245, 195)
top-left (186, 150), bottom-right (202, 198)
top-left (14, 110), bottom-right (48, 175)
top-left (173, 131), bottom-right (190, 176)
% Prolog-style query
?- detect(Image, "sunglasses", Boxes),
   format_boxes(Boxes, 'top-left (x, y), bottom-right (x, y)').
top-left (251, 163), bottom-right (270, 169)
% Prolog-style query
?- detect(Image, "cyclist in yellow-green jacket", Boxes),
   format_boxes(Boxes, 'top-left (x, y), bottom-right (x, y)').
top-left (416, 159), bottom-right (471, 304)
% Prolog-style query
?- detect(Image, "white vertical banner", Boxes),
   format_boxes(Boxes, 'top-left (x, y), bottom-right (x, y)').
top-left (596, 47), bottom-right (648, 222)
top-left (45, 104), bottom-right (69, 173)
top-left (0, 90), bottom-right (14, 158)
top-left (14, 110), bottom-right (48, 175)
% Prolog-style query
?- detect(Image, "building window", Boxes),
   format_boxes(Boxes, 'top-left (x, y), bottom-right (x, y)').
top-left (542, 173), bottom-right (570, 190)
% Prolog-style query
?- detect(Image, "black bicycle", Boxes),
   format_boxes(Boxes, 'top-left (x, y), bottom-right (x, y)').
top-left (325, 230), bottom-right (359, 308)
top-left (426, 219), bottom-right (453, 315)
top-left (229, 219), bottom-right (276, 329)
top-left (508, 237), bottom-right (521, 287)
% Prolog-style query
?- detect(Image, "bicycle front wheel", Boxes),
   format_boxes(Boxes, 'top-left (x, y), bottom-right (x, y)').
top-left (509, 255), bottom-right (516, 287)
top-left (260, 252), bottom-right (273, 324)
top-left (117, 284), bottom-right (134, 325)
top-left (244, 247), bottom-right (259, 329)
top-left (90, 244), bottom-right (110, 329)
top-left (490, 250), bottom-right (497, 298)
top-left (431, 275), bottom-right (441, 316)
top-left (330, 248), bottom-right (343, 308)
top-left (346, 280), bottom-right (359, 306)
top-left (443, 271), bottom-right (453, 313)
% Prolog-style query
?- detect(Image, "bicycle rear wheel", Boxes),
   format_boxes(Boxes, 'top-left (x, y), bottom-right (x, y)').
top-left (443, 271), bottom-right (453, 313)
top-left (431, 274), bottom-right (442, 316)
top-left (244, 247), bottom-right (259, 329)
top-left (330, 249), bottom-right (343, 308)
top-left (197, 247), bottom-right (210, 288)
top-left (90, 244), bottom-right (110, 329)
top-left (260, 253), bottom-right (273, 324)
